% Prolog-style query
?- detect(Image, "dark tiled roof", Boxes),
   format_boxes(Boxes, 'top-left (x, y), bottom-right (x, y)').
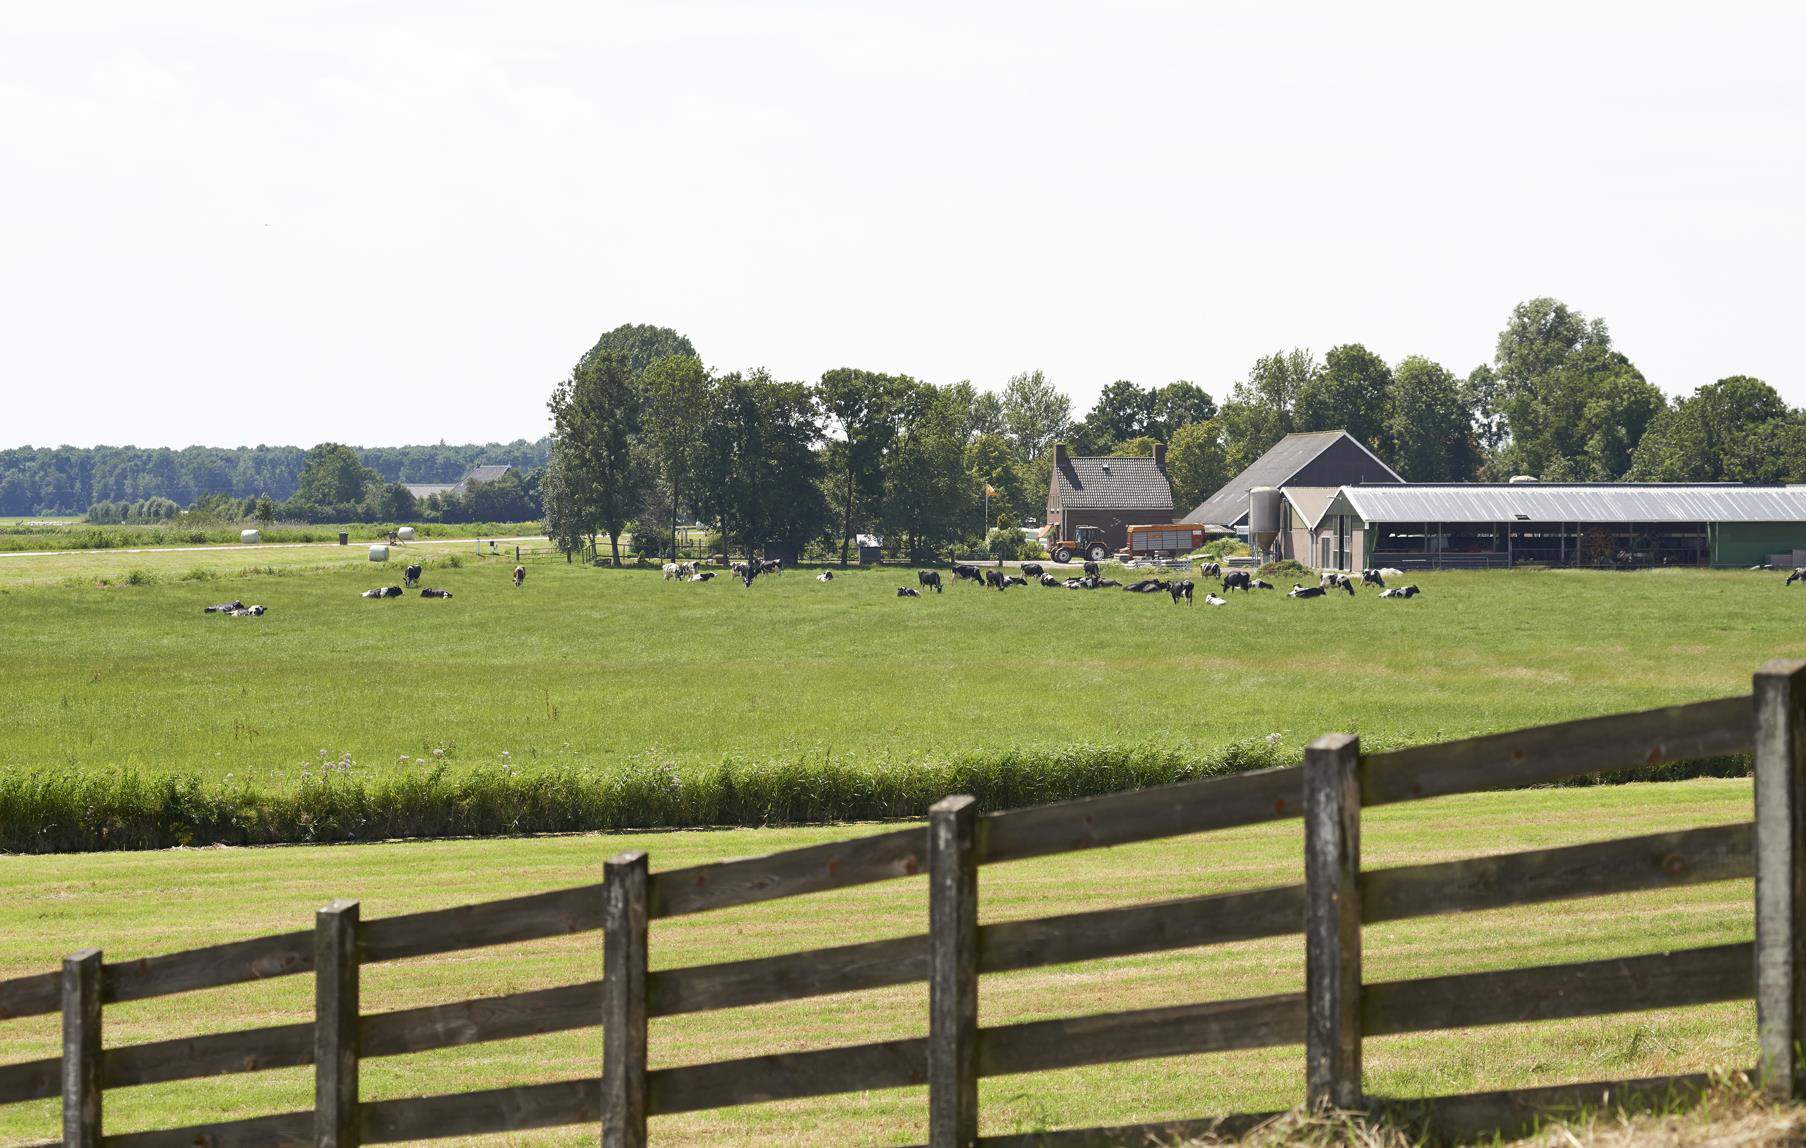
top-left (462, 465), bottom-right (512, 486)
top-left (1052, 455), bottom-right (1174, 511)
top-left (1183, 431), bottom-right (1398, 526)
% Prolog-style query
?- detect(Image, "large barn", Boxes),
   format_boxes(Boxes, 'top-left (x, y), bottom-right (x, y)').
top-left (1044, 442), bottom-right (1175, 553)
top-left (1292, 481), bottom-right (1806, 571)
top-left (1181, 430), bottom-right (1402, 532)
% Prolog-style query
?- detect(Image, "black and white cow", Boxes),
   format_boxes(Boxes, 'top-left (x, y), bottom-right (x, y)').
top-left (919, 570), bottom-right (944, 593)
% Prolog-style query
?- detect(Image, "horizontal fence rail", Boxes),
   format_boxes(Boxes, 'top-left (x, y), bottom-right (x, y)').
top-left (0, 673), bottom-right (1788, 1148)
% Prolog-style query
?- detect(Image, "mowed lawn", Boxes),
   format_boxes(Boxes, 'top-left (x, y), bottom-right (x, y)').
top-left (0, 779), bottom-right (1758, 1145)
top-left (1, 547), bottom-right (1800, 783)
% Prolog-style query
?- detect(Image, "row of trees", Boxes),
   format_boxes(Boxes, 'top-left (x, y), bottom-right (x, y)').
top-left (548, 304), bottom-right (1801, 564)
top-left (0, 440), bottom-right (550, 516)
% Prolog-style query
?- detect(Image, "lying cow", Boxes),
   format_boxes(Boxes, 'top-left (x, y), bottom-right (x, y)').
top-left (1039, 573), bottom-right (1060, 587)
top-left (403, 564), bottom-right (423, 587)
top-left (1094, 578), bottom-right (1122, 588)
top-left (1380, 584), bottom-right (1422, 599)
top-left (1169, 579), bottom-right (1194, 605)
top-left (919, 570), bottom-right (943, 593)
top-left (1288, 584), bottom-right (1326, 599)
top-left (362, 586), bottom-right (404, 598)
top-left (419, 587), bottom-right (454, 599)
top-left (203, 600), bottom-right (246, 613)
top-left (1203, 592), bottom-right (1228, 607)
top-left (690, 571), bottom-right (716, 582)
top-left (226, 604), bottom-right (266, 617)
top-left (897, 586), bottom-right (921, 598)
top-left (1250, 578), bottom-right (1275, 590)
top-left (816, 571), bottom-right (834, 582)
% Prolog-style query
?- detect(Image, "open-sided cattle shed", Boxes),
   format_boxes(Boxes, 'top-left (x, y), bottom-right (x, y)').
top-left (1313, 482), bottom-right (1806, 570)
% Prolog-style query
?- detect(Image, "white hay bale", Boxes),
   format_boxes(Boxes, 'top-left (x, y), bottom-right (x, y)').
top-left (239, 529), bottom-right (261, 544)
top-left (368, 544), bottom-right (389, 562)
top-left (396, 526), bottom-right (416, 541)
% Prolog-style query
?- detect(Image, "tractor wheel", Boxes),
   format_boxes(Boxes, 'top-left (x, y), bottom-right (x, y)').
top-left (1053, 547), bottom-right (1072, 564)
top-left (1086, 543), bottom-right (1108, 562)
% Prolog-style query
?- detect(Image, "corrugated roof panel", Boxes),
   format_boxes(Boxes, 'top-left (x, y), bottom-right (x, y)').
top-left (1340, 484), bottom-right (1806, 524)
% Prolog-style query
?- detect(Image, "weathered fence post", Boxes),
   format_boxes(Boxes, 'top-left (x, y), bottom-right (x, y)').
top-left (1305, 733), bottom-right (1362, 1111)
top-left (61, 948), bottom-right (101, 1148)
top-left (928, 795), bottom-right (979, 1148)
top-left (602, 852), bottom-right (649, 1148)
top-left (315, 900), bottom-right (359, 1148)
top-left (1755, 659), bottom-right (1806, 1100)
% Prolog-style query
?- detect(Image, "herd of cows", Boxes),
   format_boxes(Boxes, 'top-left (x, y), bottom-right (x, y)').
top-left (199, 561), bottom-right (528, 617)
top-left (654, 554), bottom-right (1426, 605)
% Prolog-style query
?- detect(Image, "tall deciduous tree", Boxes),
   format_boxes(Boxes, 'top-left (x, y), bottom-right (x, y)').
top-left (1297, 344), bottom-right (1394, 455)
top-left (1217, 349), bottom-right (1316, 472)
top-left (295, 443), bottom-right (379, 508)
top-left (1000, 370), bottom-right (1072, 460)
top-left (1083, 380), bottom-right (1155, 449)
top-left (638, 354), bottom-right (712, 555)
top-left (578, 323), bottom-right (697, 380)
top-left (819, 368), bottom-right (906, 565)
top-left (1388, 356), bottom-right (1480, 481)
top-left (546, 348), bottom-right (644, 567)
top-left (1629, 376), bottom-right (1802, 483)
top-left (884, 382), bottom-right (972, 559)
top-left (706, 371), bottom-right (829, 560)
top-left (1165, 420), bottom-right (1229, 510)
top-left (1149, 381), bottom-right (1217, 440)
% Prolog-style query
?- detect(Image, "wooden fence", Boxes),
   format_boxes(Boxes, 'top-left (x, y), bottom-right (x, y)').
top-left (1, 659), bottom-right (1801, 1147)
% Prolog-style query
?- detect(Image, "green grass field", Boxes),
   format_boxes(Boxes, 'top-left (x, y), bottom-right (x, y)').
top-left (0, 548), bottom-right (1797, 786)
top-left (0, 778), bottom-right (1757, 1145)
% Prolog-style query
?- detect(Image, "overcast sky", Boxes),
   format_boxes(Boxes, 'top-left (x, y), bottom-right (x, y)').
top-left (2, 2), bottom-right (1800, 450)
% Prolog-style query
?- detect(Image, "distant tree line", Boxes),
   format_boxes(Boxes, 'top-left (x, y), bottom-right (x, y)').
top-left (549, 304), bottom-right (1802, 565)
top-left (0, 440), bottom-right (550, 517)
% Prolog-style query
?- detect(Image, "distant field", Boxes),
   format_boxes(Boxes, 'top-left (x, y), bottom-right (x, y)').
top-left (0, 779), bottom-right (1757, 1145)
top-left (0, 551), bottom-right (1797, 787)
top-left (0, 520), bottom-right (542, 553)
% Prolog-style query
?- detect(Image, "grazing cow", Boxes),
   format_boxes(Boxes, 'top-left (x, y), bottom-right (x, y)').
top-left (1169, 579), bottom-right (1194, 605)
top-left (760, 558), bottom-right (783, 577)
top-left (1203, 592), bottom-right (1228, 607)
top-left (1021, 563), bottom-right (1045, 579)
top-left (403, 564), bottom-right (423, 587)
top-left (1083, 560), bottom-right (1101, 578)
top-left (919, 570), bottom-right (944, 593)
top-left (1039, 573), bottom-right (1059, 587)
top-left (419, 588), bottom-right (454, 599)
top-left (985, 569), bottom-right (1009, 590)
top-left (1380, 584), bottom-right (1422, 599)
top-left (662, 562), bottom-right (681, 580)
top-left (690, 571), bottom-right (716, 582)
top-left (513, 565), bottom-right (526, 588)
top-left (951, 563), bottom-right (984, 584)
top-left (1320, 571), bottom-right (1352, 589)
top-left (1221, 570), bottom-right (1252, 592)
top-left (203, 600), bottom-right (246, 613)
top-left (897, 586), bottom-right (921, 598)
top-left (1288, 584), bottom-right (1326, 599)
top-left (362, 586), bottom-right (404, 599)
top-left (1787, 569), bottom-right (1806, 586)
top-left (1360, 569), bottom-right (1385, 587)
top-left (1200, 562), bottom-right (1222, 579)
top-left (681, 561), bottom-right (699, 578)
top-left (816, 571), bottom-right (834, 582)
top-left (1250, 578), bottom-right (1275, 590)
top-left (1337, 578), bottom-right (1355, 597)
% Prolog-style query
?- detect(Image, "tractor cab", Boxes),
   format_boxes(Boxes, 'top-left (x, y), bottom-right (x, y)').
top-left (1050, 525), bottom-right (1109, 564)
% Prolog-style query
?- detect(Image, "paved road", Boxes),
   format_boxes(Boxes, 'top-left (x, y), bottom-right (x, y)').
top-left (0, 535), bottom-right (548, 559)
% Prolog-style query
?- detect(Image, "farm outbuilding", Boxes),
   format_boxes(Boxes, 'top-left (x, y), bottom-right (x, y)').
top-left (1305, 482), bottom-right (1806, 570)
top-left (1182, 430), bottom-right (1402, 532)
top-left (1044, 442), bottom-right (1176, 553)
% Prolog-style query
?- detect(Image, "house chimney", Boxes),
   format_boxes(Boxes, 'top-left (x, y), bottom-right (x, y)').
top-left (1052, 441), bottom-right (1069, 467)
top-left (1152, 441), bottom-right (1166, 469)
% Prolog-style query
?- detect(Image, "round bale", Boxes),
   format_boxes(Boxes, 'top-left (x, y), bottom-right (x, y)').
top-left (240, 529), bottom-right (261, 544)
top-left (368, 544), bottom-right (389, 562)
top-left (396, 526), bottom-right (416, 541)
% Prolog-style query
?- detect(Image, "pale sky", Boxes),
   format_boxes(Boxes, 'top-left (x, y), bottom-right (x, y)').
top-left (2, 2), bottom-right (1800, 450)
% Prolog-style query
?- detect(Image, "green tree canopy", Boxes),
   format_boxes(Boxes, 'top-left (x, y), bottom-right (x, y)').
top-left (1217, 349), bottom-right (1316, 472)
top-left (1165, 420), bottom-right (1229, 510)
top-left (1629, 376), bottom-right (1803, 483)
top-left (1000, 370), bottom-right (1072, 459)
top-left (1083, 380), bottom-right (1155, 449)
top-left (1297, 344), bottom-right (1394, 454)
top-left (546, 348), bottom-right (646, 566)
top-left (579, 323), bottom-right (697, 380)
top-left (295, 443), bottom-right (379, 507)
top-left (819, 367), bottom-right (909, 564)
top-left (1387, 356), bottom-right (1480, 481)
top-left (1149, 381), bottom-right (1217, 440)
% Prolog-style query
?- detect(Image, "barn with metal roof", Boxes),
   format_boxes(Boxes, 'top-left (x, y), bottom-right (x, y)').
top-left (1306, 482), bottom-right (1806, 570)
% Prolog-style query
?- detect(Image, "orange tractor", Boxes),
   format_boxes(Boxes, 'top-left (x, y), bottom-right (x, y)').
top-left (1047, 525), bottom-right (1111, 564)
